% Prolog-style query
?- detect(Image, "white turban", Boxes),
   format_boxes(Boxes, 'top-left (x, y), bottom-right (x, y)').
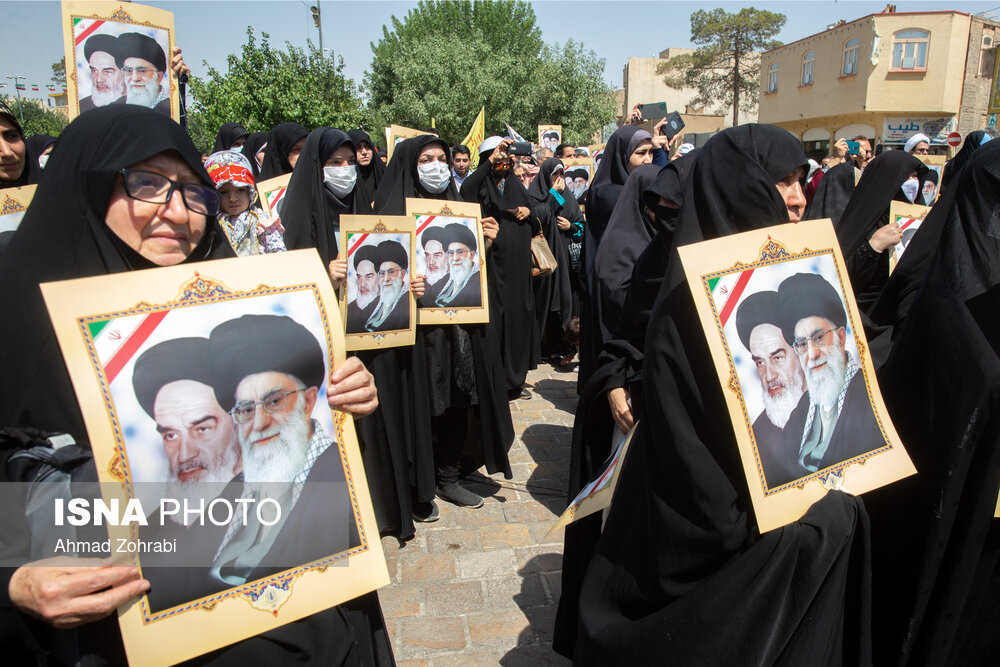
top-left (904, 132), bottom-right (931, 153)
top-left (478, 136), bottom-right (502, 154)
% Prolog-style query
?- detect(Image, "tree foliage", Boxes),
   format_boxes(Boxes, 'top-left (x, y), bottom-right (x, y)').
top-left (51, 58), bottom-right (66, 87)
top-left (659, 7), bottom-right (784, 126)
top-left (1, 97), bottom-right (68, 137)
top-left (366, 0), bottom-right (615, 146)
top-left (187, 28), bottom-right (364, 155)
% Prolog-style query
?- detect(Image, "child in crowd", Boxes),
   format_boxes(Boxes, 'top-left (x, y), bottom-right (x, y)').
top-left (204, 151), bottom-right (286, 256)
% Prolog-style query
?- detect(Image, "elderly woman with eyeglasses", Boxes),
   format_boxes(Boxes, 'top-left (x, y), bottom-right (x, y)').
top-left (0, 106), bottom-right (389, 665)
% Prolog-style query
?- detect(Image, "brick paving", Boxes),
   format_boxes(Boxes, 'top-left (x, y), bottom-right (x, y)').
top-left (378, 365), bottom-right (576, 666)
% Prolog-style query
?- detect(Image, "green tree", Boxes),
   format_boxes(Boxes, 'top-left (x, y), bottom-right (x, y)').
top-left (51, 58), bottom-right (66, 87)
top-left (659, 7), bottom-right (785, 126)
top-left (2, 96), bottom-right (68, 137)
top-left (366, 0), bottom-right (615, 146)
top-left (187, 27), bottom-right (364, 155)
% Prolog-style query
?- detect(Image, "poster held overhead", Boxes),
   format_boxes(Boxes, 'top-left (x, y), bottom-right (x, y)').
top-left (62, 1), bottom-right (181, 123)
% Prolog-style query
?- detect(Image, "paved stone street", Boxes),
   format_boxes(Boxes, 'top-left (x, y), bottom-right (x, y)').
top-left (378, 365), bottom-right (576, 666)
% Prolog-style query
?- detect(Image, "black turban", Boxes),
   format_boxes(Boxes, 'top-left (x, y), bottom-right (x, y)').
top-left (352, 243), bottom-right (377, 270)
top-left (115, 32), bottom-right (167, 72)
top-left (84, 34), bottom-right (119, 62)
top-left (419, 226), bottom-right (447, 251)
top-left (777, 272), bottom-right (847, 345)
top-left (734, 290), bottom-right (780, 351)
top-left (440, 223), bottom-right (477, 254)
top-left (543, 131), bottom-right (560, 141)
top-left (208, 315), bottom-right (326, 412)
top-left (567, 169), bottom-right (589, 182)
top-left (132, 337), bottom-right (213, 418)
top-left (373, 240), bottom-right (408, 272)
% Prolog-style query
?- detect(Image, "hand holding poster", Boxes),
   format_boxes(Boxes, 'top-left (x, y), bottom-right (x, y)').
top-left (39, 250), bottom-right (389, 665)
top-left (62, 1), bottom-right (180, 122)
top-left (678, 219), bottom-right (915, 532)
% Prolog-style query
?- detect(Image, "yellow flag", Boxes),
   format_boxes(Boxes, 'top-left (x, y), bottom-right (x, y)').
top-left (460, 106), bottom-right (486, 169)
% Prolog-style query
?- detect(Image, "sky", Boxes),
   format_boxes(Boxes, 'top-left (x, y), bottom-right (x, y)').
top-left (3, 0), bottom-right (999, 105)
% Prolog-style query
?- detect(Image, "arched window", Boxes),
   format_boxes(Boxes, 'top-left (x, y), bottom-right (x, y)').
top-left (801, 51), bottom-right (815, 85)
top-left (843, 38), bottom-right (860, 76)
top-left (892, 29), bottom-right (929, 70)
top-left (767, 62), bottom-right (779, 92)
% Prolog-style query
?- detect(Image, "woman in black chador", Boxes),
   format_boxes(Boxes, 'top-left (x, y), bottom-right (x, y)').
top-left (0, 105), bottom-right (392, 666)
top-left (568, 125), bottom-right (873, 665)
top-left (526, 157), bottom-right (582, 360)
top-left (460, 138), bottom-right (538, 399)
top-left (375, 135), bottom-right (514, 515)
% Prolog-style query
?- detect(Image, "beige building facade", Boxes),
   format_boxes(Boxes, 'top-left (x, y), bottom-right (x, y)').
top-left (620, 48), bottom-right (746, 145)
top-left (758, 10), bottom-right (999, 158)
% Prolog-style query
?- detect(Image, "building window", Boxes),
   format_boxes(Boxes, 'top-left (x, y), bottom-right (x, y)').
top-left (891, 29), bottom-right (929, 70)
top-left (801, 51), bottom-right (815, 85)
top-left (980, 34), bottom-right (995, 77)
top-left (843, 38), bottom-right (859, 75)
top-left (767, 62), bottom-right (779, 92)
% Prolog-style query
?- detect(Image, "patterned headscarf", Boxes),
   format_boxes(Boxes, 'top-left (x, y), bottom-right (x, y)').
top-left (204, 150), bottom-right (256, 202)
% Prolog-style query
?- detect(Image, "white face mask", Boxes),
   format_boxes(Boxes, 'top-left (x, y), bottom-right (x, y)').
top-left (38, 154), bottom-right (49, 169)
top-left (323, 165), bottom-right (357, 198)
top-left (418, 160), bottom-right (451, 193)
top-left (901, 177), bottom-right (920, 203)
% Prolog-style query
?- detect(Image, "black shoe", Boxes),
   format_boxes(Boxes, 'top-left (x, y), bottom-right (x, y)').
top-left (436, 482), bottom-right (484, 508)
top-left (412, 499), bottom-right (440, 522)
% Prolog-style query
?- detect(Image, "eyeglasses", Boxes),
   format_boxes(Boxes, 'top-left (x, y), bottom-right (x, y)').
top-left (122, 66), bottom-right (158, 78)
top-left (120, 169), bottom-right (220, 216)
top-left (446, 248), bottom-right (470, 258)
top-left (378, 267), bottom-right (401, 279)
top-left (792, 328), bottom-right (837, 354)
top-left (230, 389), bottom-right (305, 424)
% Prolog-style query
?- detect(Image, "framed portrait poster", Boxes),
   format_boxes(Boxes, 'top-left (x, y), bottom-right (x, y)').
top-left (916, 154), bottom-right (946, 205)
top-left (0, 184), bottom-right (37, 234)
top-left (385, 124), bottom-right (431, 163)
top-left (538, 124), bottom-right (562, 153)
top-left (40, 250), bottom-right (389, 666)
top-left (405, 198), bottom-right (490, 325)
top-left (562, 157), bottom-right (594, 200)
top-left (677, 219), bottom-right (915, 533)
top-left (887, 201), bottom-right (932, 273)
top-left (339, 215), bottom-right (416, 350)
top-left (256, 173), bottom-right (292, 218)
top-left (548, 423), bottom-right (636, 538)
top-left (61, 1), bottom-right (180, 123)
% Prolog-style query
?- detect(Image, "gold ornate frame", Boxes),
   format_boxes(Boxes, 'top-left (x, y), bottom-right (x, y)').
top-left (62, 1), bottom-right (181, 123)
top-left (678, 219), bottom-right (915, 533)
top-left (405, 198), bottom-right (490, 326)
top-left (339, 215), bottom-right (417, 350)
top-left (40, 250), bottom-right (388, 666)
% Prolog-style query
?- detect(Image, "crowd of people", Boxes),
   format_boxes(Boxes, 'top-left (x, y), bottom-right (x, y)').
top-left (1, 60), bottom-right (999, 665)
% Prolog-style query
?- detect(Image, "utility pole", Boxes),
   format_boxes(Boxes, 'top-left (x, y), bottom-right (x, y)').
top-left (5, 75), bottom-right (26, 122)
top-left (310, 1), bottom-right (323, 55)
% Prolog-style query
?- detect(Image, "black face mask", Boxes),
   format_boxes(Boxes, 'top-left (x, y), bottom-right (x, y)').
top-left (655, 203), bottom-right (680, 228)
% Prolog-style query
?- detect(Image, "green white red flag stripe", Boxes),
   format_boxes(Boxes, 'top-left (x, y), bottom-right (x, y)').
top-left (264, 187), bottom-right (287, 215)
top-left (708, 268), bottom-right (755, 327)
top-left (346, 233), bottom-right (370, 257)
top-left (74, 19), bottom-right (105, 46)
top-left (89, 311), bottom-right (169, 383)
top-left (897, 217), bottom-right (920, 231)
top-left (415, 215), bottom-right (436, 236)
